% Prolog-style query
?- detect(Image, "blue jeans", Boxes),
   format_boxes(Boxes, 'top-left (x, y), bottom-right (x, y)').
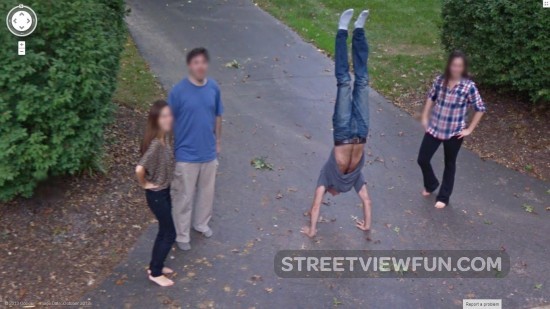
top-left (333, 28), bottom-right (370, 143)
top-left (145, 188), bottom-right (176, 277)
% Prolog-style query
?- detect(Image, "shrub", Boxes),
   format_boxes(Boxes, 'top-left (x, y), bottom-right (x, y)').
top-left (0, 0), bottom-right (126, 201)
top-left (442, 0), bottom-right (550, 103)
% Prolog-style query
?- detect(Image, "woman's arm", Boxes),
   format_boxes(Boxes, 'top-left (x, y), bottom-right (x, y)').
top-left (135, 166), bottom-right (158, 189)
top-left (422, 77), bottom-right (440, 130)
top-left (421, 98), bottom-right (434, 130)
top-left (457, 111), bottom-right (484, 139)
top-left (136, 140), bottom-right (161, 189)
top-left (135, 165), bottom-right (147, 187)
top-left (458, 84), bottom-right (486, 138)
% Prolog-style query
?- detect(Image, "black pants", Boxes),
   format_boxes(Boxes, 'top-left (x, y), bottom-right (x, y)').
top-left (145, 188), bottom-right (176, 277)
top-left (417, 133), bottom-right (463, 204)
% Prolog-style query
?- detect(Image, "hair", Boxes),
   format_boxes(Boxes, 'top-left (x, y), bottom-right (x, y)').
top-left (443, 50), bottom-right (469, 88)
top-left (186, 47), bottom-right (210, 64)
top-left (140, 100), bottom-right (169, 155)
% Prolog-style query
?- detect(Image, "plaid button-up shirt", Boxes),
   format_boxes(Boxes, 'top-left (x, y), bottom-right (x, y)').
top-left (426, 75), bottom-right (486, 140)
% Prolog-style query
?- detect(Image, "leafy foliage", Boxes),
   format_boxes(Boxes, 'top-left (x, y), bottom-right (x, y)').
top-left (0, 0), bottom-right (126, 201)
top-left (442, 0), bottom-right (550, 103)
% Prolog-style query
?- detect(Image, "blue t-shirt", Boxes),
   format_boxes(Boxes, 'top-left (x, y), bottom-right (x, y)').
top-left (168, 78), bottom-right (224, 163)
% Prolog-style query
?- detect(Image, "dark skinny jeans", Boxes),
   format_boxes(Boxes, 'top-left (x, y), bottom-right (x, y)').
top-left (417, 133), bottom-right (463, 204)
top-left (145, 188), bottom-right (176, 277)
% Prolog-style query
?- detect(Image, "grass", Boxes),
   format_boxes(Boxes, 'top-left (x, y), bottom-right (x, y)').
top-left (254, 0), bottom-right (444, 102)
top-left (113, 35), bottom-right (166, 110)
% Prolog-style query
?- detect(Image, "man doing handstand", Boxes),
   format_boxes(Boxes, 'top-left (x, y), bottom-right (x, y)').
top-left (301, 9), bottom-right (372, 238)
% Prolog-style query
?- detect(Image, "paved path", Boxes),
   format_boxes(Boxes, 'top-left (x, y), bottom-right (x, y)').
top-left (85, 0), bottom-right (549, 308)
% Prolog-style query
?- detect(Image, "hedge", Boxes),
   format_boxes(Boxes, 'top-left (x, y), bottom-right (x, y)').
top-left (442, 0), bottom-right (550, 103)
top-left (0, 0), bottom-right (126, 201)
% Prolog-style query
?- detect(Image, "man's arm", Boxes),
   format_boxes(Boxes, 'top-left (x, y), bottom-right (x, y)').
top-left (301, 186), bottom-right (325, 238)
top-left (355, 184), bottom-right (371, 231)
top-left (215, 116), bottom-right (222, 154)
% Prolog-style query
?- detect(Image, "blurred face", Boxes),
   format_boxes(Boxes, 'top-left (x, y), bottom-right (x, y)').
top-left (449, 57), bottom-right (465, 80)
top-left (158, 106), bottom-right (173, 133)
top-left (188, 55), bottom-right (209, 81)
top-left (327, 188), bottom-right (340, 196)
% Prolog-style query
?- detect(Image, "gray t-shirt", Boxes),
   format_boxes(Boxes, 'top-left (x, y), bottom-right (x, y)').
top-left (317, 148), bottom-right (366, 193)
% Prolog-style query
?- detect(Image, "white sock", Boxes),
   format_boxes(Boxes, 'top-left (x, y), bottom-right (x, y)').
top-left (338, 9), bottom-right (354, 30)
top-left (354, 10), bottom-right (369, 29)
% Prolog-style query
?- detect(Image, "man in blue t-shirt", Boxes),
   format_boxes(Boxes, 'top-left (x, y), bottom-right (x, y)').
top-left (169, 48), bottom-right (223, 251)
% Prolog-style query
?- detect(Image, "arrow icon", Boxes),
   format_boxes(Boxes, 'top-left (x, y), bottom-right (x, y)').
top-left (7, 5), bottom-right (38, 37)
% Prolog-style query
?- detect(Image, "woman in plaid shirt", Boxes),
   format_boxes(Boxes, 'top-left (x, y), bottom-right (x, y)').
top-left (418, 51), bottom-right (486, 209)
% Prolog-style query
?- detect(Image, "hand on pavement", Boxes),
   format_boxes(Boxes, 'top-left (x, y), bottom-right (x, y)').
top-left (354, 219), bottom-right (370, 231)
top-left (300, 226), bottom-right (317, 238)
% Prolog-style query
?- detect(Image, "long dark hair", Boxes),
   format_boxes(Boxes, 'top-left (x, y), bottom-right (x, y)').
top-left (140, 100), bottom-right (169, 155)
top-left (443, 50), bottom-right (469, 89)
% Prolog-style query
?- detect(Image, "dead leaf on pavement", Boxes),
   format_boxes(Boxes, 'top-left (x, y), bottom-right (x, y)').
top-left (236, 289), bottom-right (246, 297)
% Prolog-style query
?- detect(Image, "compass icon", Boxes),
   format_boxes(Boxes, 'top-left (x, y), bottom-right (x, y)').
top-left (6, 4), bottom-right (37, 37)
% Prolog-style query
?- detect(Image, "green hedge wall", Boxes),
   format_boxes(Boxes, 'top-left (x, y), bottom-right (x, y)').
top-left (0, 0), bottom-right (126, 201)
top-left (442, 0), bottom-right (550, 103)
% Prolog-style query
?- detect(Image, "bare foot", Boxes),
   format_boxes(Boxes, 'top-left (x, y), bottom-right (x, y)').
top-left (421, 189), bottom-right (431, 197)
top-left (300, 226), bottom-right (317, 238)
top-left (148, 275), bottom-right (174, 287)
top-left (355, 219), bottom-right (370, 231)
top-left (162, 267), bottom-right (174, 274)
top-left (435, 201), bottom-right (446, 209)
top-left (147, 267), bottom-right (174, 276)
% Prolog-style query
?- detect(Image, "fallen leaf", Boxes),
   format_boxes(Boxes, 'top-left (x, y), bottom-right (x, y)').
top-left (236, 289), bottom-right (246, 297)
top-left (250, 275), bottom-right (263, 282)
top-left (224, 60), bottom-right (240, 69)
top-left (522, 204), bottom-right (535, 213)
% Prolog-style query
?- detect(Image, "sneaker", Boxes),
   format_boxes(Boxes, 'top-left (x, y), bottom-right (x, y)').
top-left (177, 242), bottom-right (191, 251)
top-left (202, 228), bottom-right (213, 238)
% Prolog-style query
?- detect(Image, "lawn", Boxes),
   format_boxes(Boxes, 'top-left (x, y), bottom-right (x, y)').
top-left (255, 0), bottom-right (549, 179)
top-left (113, 35), bottom-right (166, 110)
top-left (255, 0), bottom-right (444, 103)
